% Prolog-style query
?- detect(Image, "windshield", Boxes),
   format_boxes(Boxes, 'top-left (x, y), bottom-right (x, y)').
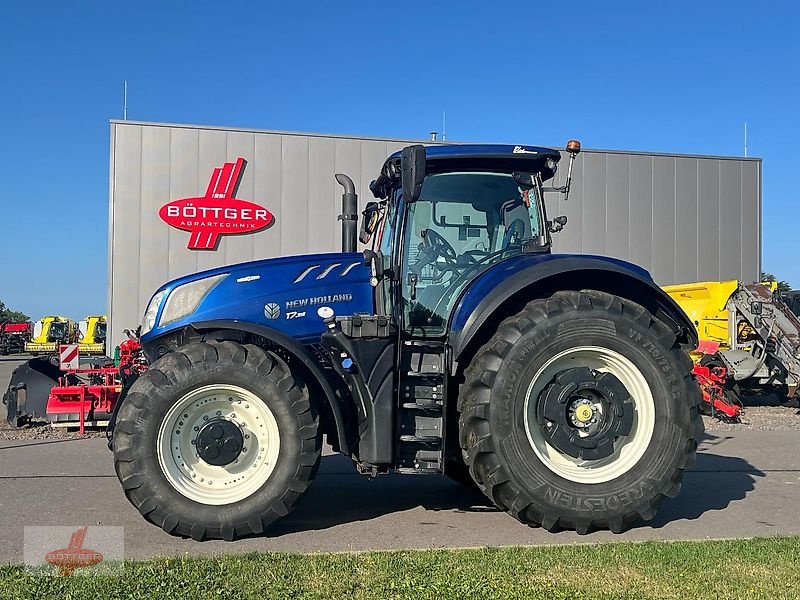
top-left (47, 322), bottom-right (67, 341)
top-left (96, 322), bottom-right (107, 341)
top-left (402, 171), bottom-right (546, 335)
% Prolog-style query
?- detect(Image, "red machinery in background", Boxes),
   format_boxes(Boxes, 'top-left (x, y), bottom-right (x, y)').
top-left (46, 365), bottom-right (122, 434)
top-left (0, 321), bottom-right (32, 355)
top-left (4, 336), bottom-right (146, 431)
top-left (692, 362), bottom-right (742, 421)
top-left (45, 337), bottom-right (147, 433)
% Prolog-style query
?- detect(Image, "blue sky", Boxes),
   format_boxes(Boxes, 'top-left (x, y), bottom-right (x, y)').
top-left (1, 1), bottom-right (797, 320)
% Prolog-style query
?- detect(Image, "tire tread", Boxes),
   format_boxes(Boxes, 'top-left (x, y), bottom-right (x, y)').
top-left (458, 289), bottom-right (703, 533)
top-left (113, 340), bottom-right (321, 541)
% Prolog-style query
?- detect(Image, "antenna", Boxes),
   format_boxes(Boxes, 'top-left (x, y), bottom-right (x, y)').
top-left (744, 121), bottom-right (748, 157)
top-left (442, 111), bottom-right (447, 141)
top-left (123, 81), bottom-right (128, 120)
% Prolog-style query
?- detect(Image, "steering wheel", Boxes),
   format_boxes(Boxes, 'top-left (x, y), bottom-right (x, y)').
top-left (414, 229), bottom-right (458, 272)
top-left (502, 219), bottom-right (526, 249)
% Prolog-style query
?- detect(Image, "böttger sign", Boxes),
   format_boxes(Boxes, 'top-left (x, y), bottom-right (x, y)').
top-left (159, 157), bottom-right (274, 250)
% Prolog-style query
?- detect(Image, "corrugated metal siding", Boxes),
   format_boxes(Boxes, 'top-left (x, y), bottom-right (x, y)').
top-left (549, 150), bottom-right (761, 286)
top-left (109, 122), bottom-right (761, 345)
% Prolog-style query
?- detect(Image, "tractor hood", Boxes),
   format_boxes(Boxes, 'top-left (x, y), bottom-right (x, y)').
top-left (140, 252), bottom-right (373, 345)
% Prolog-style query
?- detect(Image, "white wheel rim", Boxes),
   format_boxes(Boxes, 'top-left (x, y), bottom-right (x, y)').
top-left (523, 346), bottom-right (655, 484)
top-left (156, 384), bottom-right (280, 505)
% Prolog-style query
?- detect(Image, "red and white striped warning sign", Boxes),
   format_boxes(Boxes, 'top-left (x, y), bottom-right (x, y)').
top-left (59, 344), bottom-right (80, 370)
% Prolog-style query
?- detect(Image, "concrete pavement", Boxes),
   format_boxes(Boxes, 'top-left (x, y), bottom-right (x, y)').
top-left (1, 354), bottom-right (797, 563)
top-left (0, 429), bottom-right (794, 563)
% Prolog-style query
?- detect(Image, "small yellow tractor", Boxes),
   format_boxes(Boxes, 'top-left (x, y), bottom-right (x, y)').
top-left (78, 315), bottom-right (107, 355)
top-left (24, 316), bottom-right (80, 355)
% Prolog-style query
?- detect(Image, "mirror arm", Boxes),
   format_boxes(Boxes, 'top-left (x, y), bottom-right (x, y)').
top-left (362, 249), bottom-right (384, 287)
top-left (562, 151), bottom-right (576, 202)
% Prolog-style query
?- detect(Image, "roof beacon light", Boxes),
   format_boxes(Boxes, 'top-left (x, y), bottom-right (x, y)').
top-left (566, 139), bottom-right (582, 155)
top-left (562, 139), bottom-right (581, 202)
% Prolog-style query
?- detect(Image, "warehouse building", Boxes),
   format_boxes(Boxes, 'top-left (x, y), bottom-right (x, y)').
top-left (108, 120), bottom-right (762, 345)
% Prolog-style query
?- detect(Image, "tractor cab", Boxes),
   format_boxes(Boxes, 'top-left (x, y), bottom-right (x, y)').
top-left (366, 145), bottom-right (564, 335)
top-left (321, 143), bottom-right (580, 472)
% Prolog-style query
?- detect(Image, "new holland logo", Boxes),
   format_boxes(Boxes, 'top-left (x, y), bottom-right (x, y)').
top-left (264, 303), bottom-right (281, 320)
top-left (159, 157), bottom-right (275, 250)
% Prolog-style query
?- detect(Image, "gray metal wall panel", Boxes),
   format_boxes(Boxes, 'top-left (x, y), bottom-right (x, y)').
top-left (605, 154), bottom-right (629, 261)
top-left (307, 137), bottom-right (337, 254)
top-left (549, 149), bottom-right (584, 255)
top-left (581, 153), bottom-right (607, 254)
top-left (719, 161), bottom-right (743, 280)
top-left (253, 134), bottom-right (282, 260)
top-left (106, 125), bottom-right (116, 344)
top-left (280, 135), bottom-right (310, 257)
top-left (740, 161), bottom-right (760, 282)
top-left (675, 158), bottom-right (699, 284)
top-left (697, 159), bottom-right (721, 281)
top-left (628, 154), bottom-right (653, 271)
top-left (650, 156), bottom-right (677, 284)
top-left (139, 126), bottom-right (171, 312)
top-left (333, 138), bottom-right (362, 252)
top-left (108, 122), bottom-right (762, 346)
top-left (109, 124), bottom-right (141, 347)
top-left (167, 128), bottom-right (199, 280)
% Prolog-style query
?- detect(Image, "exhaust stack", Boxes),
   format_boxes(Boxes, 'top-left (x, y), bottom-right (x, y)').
top-left (335, 174), bottom-right (358, 253)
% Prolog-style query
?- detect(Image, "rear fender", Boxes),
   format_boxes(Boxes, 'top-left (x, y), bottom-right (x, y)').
top-left (448, 255), bottom-right (697, 365)
top-left (141, 320), bottom-right (354, 454)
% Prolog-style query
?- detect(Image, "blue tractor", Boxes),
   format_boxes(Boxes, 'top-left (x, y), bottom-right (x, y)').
top-left (111, 141), bottom-right (702, 540)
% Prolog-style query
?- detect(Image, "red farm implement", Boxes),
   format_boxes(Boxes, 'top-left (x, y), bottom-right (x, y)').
top-left (46, 366), bottom-right (122, 434)
top-left (3, 337), bottom-right (145, 430)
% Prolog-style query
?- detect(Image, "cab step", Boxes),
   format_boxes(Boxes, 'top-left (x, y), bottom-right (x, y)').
top-left (396, 340), bottom-right (446, 473)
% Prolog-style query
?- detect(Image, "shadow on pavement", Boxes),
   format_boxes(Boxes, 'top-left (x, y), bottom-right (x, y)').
top-left (270, 432), bottom-right (766, 537)
top-left (649, 432), bottom-right (765, 528)
top-left (267, 453), bottom-right (496, 536)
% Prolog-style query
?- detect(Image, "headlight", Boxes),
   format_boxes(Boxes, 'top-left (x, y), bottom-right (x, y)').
top-left (159, 274), bottom-right (227, 327)
top-left (140, 290), bottom-right (167, 335)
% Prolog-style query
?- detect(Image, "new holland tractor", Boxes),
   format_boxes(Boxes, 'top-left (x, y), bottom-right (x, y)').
top-left (110, 142), bottom-right (702, 541)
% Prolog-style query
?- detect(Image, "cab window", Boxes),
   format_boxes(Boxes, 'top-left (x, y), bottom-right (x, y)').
top-left (401, 172), bottom-right (544, 335)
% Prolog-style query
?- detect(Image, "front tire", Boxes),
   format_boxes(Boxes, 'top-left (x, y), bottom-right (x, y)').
top-left (458, 290), bottom-right (702, 534)
top-left (113, 340), bottom-right (321, 540)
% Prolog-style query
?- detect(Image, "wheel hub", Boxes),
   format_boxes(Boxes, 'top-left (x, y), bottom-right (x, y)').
top-left (537, 366), bottom-right (634, 460)
top-left (195, 418), bottom-right (244, 466)
top-left (572, 401), bottom-right (595, 424)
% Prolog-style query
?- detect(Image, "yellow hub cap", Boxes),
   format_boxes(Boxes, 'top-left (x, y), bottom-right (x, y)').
top-left (575, 405), bottom-right (593, 423)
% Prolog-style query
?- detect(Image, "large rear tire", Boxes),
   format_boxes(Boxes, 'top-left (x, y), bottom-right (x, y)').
top-left (113, 340), bottom-right (321, 540)
top-left (458, 290), bottom-right (702, 534)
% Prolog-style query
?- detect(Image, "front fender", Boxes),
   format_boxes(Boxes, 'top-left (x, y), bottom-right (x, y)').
top-left (448, 254), bottom-right (697, 363)
top-left (140, 319), bottom-right (353, 454)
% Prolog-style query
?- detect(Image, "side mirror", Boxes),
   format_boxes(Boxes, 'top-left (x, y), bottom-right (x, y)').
top-left (359, 202), bottom-right (381, 244)
top-left (401, 145), bottom-right (426, 203)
